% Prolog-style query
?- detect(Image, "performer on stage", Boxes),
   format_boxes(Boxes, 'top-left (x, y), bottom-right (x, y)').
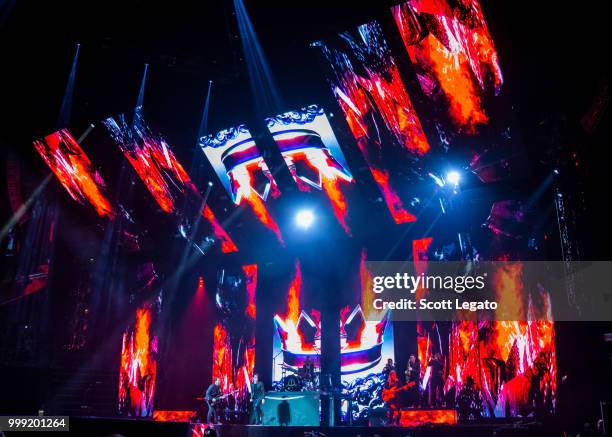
top-left (382, 358), bottom-right (395, 380)
top-left (383, 370), bottom-right (402, 426)
top-left (205, 378), bottom-right (222, 424)
top-left (456, 376), bottom-right (483, 421)
top-left (427, 353), bottom-right (444, 407)
top-left (404, 354), bottom-right (421, 407)
top-left (227, 383), bottom-right (236, 411)
top-left (303, 356), bottom-right (314, 379)
top-left (249, 373), bottom-right (266, 425)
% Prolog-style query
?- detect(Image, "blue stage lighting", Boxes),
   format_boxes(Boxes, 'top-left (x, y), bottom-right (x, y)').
top-left (446, 171), bottom-right (461, 186)
top-left (234, 0), bottom-right (283, 114)
top-left (57, 43), bottom-right (81, 128)
top-left (295, 210), bottom-right (315, 229)
top-left (136, 64), bottom-right (148, 108)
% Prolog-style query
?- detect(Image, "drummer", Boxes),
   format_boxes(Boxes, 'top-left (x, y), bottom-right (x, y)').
top-left (302, 356), bottom-right (315, 380)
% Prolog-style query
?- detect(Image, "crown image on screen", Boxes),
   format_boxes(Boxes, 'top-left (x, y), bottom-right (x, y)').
top-left (274, 305), bottom-right (390, 375)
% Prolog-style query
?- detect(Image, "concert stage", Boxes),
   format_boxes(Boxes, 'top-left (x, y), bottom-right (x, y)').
top-left (65, 416), bottom-right (562, 437)
top-left (2, 1), bottom-right (611, 436)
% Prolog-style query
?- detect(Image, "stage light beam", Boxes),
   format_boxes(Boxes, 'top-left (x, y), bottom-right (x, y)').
top-left (197, 80), bottom-right (213, 140)
top-left (57, 43), bottom-right (80, 128)
top-left (136, 64), bottom-right (148, 108)
top-left (446, 171), bottom-right (461, 186)
top-left (295, 209), bottom-right (315, 229)
top-left (233, 0), bottom-right (282, 114)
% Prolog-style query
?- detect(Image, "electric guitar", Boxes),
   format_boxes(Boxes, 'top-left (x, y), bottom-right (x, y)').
top-left (381, 381), bottom-right (416, 403)
top-left (208, 389), bottom-right (239, 405)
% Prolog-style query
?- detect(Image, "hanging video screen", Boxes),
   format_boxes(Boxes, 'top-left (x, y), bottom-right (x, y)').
top-left (447, 262), bottom-right (557, 418)
top-left (211, 265), bottom-right (257, 412)
top-left (199, 125), bottom-right (283, 243)
top-left (102, 107), bottom-right (237, 253)
top-left (270, 251), bottom-right (394, 410)
top-left (392, 0), bottom-right (503, 135)
top-left (313, 21), bottom-right (431, 224)
top-left (33, 129), bottom-right (114, 219)
top-left (118, 292), bottom-right (162, 417)
top-left (266, 104), bottom-right (354, 234)
top-left (271, 260), bottom-right (320, 388)
top-left (339, 249), bottom-right (394, 423)
top-left (199, 125), bottom-right (278, 205)
top-left (341, 249), bottom-right (394, 383)
top-left (390, 1), bottom-right (521, 184)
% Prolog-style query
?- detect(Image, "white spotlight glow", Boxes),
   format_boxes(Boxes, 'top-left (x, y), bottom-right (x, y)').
top-left (295, 209), bottom-right (315, 229)
top-left (446, 171), bottom-right (461, 186)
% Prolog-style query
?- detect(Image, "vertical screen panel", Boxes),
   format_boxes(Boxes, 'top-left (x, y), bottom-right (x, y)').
top-left (212, 265), bottom-right (258, 410)
top-left (200, 125), bottom-right (283, 243)
top-left (392, 0), bottom-right (503, 134)
top-left (103, 108), bottom-right (237, 253)
top-left (118, 293), bottom-right (161, 417)
top-left (266, 105), bottom-right (354, 234)
top-left (314, 21), bottom-right (430, 224)
top-left (34, 129), bottom-right (114, 218)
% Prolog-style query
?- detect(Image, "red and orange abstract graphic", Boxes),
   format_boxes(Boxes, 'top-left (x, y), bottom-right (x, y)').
top-left (392, 0), bottom-right (503, 133)
top-left (273, 260), bottom-right (324, 380)
top-left (152, 410), bottom-right (195, 422)
top-left (267, 105), bottom-right (354, 234)
top-left (410, 240), bottom-right (556, 418)
top-left (212, 265), bottom-right (257, 407)
top-left (34, 129), bottom-right (114, 218)
top-left (400, 408), bottom-right (457, 426)
top-left (200, 125), bottom-right (283, 243)
top-left (103, 108), bottom-right (237, 253)
top-left (315, 21), bottom-right (430, 224)
top-left (118, 296), bottom-right (160, 417)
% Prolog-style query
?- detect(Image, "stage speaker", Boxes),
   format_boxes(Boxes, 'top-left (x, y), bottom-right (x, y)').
top-left (262, 391), bottom-right (320, 426)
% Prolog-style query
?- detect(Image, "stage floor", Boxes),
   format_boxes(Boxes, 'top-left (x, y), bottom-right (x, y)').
top-left (204, 423), bottom-right (561, 437)
top-left (62, 417), bottom-right (563, 437)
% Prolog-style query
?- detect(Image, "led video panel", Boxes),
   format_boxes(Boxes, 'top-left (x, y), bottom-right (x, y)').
top-left (314, 21), bottom-right (430, 224)
top-left (118, 293), bottom-right (161, 417)
top-left (266, 105), bottom-right (354, 234)
top-left (200, 125), bottom-right (283, 243)
top-left (33, 129), bottom-right (114, 218)
top-left (392, 0), bottom-right (503, 134)
top-left (103, 107), bottom-right (237, 253)
top-left (212, 265), bottom-right (257, 410)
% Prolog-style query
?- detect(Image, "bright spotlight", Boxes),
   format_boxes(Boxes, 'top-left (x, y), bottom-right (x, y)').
top-left (446, 171), bottom-right (461, 186)
top-left (295, 209), bottom-right (315, 229)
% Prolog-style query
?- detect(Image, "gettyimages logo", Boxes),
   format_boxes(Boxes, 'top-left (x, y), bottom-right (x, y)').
top-left (372, 272), bottom-right (486, 294)
top-left (365, 261), bottom-right (612, 322)
top-left (371, 271), bottom-right (496, 313)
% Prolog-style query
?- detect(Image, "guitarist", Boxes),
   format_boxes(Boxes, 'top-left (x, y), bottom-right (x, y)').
top-left (250, 373), bottom-right (266, 425)
top-left (383, 370), bottom-right (402, 425)
top-left (205, 378), bottom-right (222, 424)
top-left (249, 373), bottom-right (266, 425)
top-left (382, 371), bottom-right (417, 426)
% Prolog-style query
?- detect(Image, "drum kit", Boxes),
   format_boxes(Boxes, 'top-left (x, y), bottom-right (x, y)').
top-left (279, 363), bottom-right (320, 391)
